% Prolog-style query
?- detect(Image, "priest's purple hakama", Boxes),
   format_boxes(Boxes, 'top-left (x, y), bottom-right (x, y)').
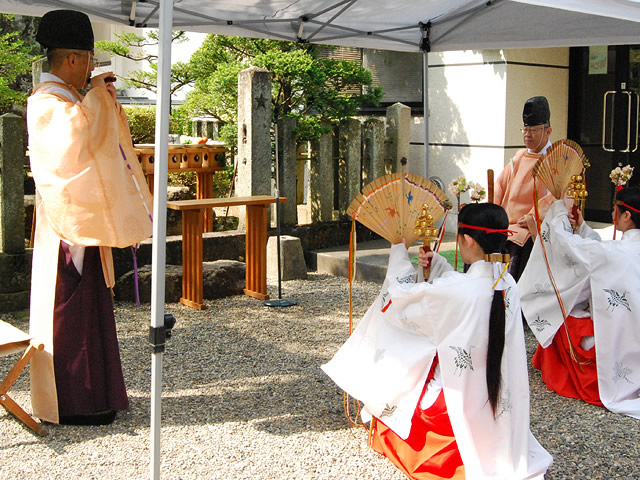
top-left (53, 243), bottom-right (129, 417)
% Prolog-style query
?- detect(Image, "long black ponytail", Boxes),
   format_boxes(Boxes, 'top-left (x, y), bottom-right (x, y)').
top-left (458, 203), bottom-right (509, 418)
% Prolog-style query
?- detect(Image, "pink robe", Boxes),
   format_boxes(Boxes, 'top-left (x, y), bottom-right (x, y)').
top-left (494, 149), bottom-right (554, 246)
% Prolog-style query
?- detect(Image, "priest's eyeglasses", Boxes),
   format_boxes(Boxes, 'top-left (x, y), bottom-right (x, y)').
top-left (87, 51), bottom-right (98, 67)
top-left (69, 50), bottom-right (98, 67)
top-left (520, 125), bottom-right (546, 134)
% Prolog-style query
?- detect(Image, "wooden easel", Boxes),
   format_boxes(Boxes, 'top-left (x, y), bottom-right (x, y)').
top-left (0, 320), bottom-right (45, 435)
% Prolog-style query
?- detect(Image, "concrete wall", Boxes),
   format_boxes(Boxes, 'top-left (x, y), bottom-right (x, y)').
top-left (402, 47), bottom-right (570, 231)
top-left (503, 48), bottom-right (570, 164)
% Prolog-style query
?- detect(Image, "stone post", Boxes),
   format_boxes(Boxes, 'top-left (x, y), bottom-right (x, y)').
top-left (386, 102), bottom-right (411, 173)
top-left (363, 118), bottom-right (385, 184)
top-left (0, 114), bottom-right (25, 254)
top-left (236, 67), bottom-right (272, 229)
top-left (0, 114), bottom-right (31, 312)
top-left (32, 57), bottom-right (49, 86)
top-left (309, 123), bottom-right (334, 222)
top-left (276, 116), bottom-right (297, 226)
top-left (338, 118), bottom-right (362, 213)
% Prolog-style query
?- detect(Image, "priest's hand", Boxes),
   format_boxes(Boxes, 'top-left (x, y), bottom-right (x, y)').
top-left (91, 72), bottom-right (117, 101)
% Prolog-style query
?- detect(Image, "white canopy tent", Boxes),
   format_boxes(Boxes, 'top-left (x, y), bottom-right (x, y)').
top-left (4, 0), bottom-right (640, 52)
top-left (3, 1), bottom-right (640, 478)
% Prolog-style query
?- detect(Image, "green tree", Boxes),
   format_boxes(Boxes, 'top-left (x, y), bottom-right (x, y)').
top-left (185, 35), bottom-right (383, 146)
top-left (95, 30), bottom-right (193, 97)
top-left (0, 14), bottom-right (40, 114)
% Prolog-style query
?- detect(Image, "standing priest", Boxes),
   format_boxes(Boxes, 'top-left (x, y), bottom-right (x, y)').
top-left (27, 9), bottom-right (153, 425)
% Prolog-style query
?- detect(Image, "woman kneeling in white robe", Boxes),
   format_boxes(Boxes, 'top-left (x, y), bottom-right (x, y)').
top-left (322, 203), bottom-right (552, 480)
top-left (519, 186), bottom-right (640, 418)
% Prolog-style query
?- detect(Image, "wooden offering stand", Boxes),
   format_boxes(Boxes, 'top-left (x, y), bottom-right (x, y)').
top-left (134, 143), bottom-right (227, 231)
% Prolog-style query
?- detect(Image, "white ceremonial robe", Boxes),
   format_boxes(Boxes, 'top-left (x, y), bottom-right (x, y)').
top-left (519, 200), bottom-right (640, 419)
top-left (322, 244), bottom-right (552, 479)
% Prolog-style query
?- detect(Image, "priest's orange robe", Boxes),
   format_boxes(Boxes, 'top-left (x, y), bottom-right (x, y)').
top-left (27, 80), bottom-right (153, 423)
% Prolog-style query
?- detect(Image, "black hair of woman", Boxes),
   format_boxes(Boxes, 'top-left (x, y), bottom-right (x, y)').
top-left (616, 185), bottom-right (640, 229)
top-left (457, 202), bottom-right (509, 417)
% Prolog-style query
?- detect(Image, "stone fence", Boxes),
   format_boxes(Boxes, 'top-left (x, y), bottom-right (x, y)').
top-left (0, 66), bottom-right (414, 312)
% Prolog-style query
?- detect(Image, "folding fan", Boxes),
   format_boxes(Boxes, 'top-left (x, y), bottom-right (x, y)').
top-left (346, 173), bottom-right (452, 246)
top-left (532, 139), bottom-right (589, 199)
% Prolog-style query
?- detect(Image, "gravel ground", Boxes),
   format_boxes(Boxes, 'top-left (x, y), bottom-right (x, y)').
top-left (1, 272), bottom-right (639, 479)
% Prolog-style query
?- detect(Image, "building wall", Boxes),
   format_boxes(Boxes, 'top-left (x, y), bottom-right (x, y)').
top-left (403, 48), bottom-right (570, 231)
top-left (413, 48), bottom-right (569, 191)
top-left (503, 48), bottom-right (569, 164)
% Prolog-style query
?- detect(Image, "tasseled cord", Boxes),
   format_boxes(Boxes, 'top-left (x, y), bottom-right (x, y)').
top-left (131, 244), bottom-right (140, 306)
top-left (532, 179), bottom-right (585, 371)
top-left (345, 218), bottom-right (367, 430)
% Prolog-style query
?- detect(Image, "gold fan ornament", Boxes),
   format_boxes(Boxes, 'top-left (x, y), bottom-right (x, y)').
top-left (347, 172), bottom-right (452, 247)
top-left (532, 139), bottom-right (590, 199)
top-left (610, 164), bottom-right (634, 240)
top-left (532, 139), bottom-right (590, 230)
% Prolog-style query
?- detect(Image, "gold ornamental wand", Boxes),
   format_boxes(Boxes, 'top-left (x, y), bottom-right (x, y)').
top-left (414, 203), bottom-right (439, 281)
top-left (567, 173), bottom-right (588, 232)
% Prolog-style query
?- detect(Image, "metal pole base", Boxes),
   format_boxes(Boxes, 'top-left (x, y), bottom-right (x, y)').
top-left (263, 298), bottom-right (297, 307)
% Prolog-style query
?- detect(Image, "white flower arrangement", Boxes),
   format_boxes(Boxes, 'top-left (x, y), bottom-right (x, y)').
top-left (447, 176), bottom-right (469, 198)
top-left (610, 164), bottom-right (634, 186)
top-left (468, 181), bottom-right (487, 202)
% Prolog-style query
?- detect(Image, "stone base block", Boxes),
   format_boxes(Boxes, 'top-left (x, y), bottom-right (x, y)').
top-left (114, 260), bottom-right (246, 303)
top-left (267, 235), bottom-right (307, 281)
top-left (0, 291), bottom-right (30, 313)
top-left (0, 251), bottom-right (31, 312)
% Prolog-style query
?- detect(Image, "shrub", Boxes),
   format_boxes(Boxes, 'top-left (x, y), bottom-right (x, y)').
top-left (124, 105), bottom-right (184, 144)
top-left (168, 171), bottom-right (197, 196)
top-left (170, 105), bottom-right (193, 136)
top-left (167, 166), bottom-right (234, 198)
top-left (125, 106), bottom-right (157, 144)
top-left (212, 166), bottom-right (235, 198)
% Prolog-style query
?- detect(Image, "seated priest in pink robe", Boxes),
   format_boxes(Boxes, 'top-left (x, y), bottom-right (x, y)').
top-left (494, 96), bottom-right (555, 281)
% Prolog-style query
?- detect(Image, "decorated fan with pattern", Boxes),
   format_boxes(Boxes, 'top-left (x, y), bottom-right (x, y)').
top-left (532, 139), bottom-right (589, 199)
top-left (346, 173), bottom-right (452, 245)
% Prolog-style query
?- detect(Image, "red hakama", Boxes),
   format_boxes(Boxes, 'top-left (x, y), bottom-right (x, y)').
top-left (532, 315), bottom-right (603, 407)
top-left (371, 360), bottom-right (465, 479)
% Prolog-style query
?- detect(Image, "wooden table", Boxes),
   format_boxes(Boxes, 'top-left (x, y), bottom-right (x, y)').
top-left (167, 196), bottom-right (287, 309)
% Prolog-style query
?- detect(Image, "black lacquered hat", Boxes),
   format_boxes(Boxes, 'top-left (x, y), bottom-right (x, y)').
top-left (522, 96), bottom-right (550, 126)
top-left (36, 9), bottom-right (94, 51)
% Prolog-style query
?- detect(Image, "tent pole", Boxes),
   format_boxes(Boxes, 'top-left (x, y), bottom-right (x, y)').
top-left (150, 0), bottom-right (173, 479)
top-left (423, 49), bottom-right (429, 179)
top-left (420, 22), bottom-right (431, 179)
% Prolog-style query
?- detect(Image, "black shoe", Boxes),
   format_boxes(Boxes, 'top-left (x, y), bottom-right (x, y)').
top-left (59, 410), bottom-right (117, 426)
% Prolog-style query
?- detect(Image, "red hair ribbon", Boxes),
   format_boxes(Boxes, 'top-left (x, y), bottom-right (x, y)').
top-left (459, 223), bottom-right (516, 236)
top-left (617, 201), bottom-right (640, 214)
